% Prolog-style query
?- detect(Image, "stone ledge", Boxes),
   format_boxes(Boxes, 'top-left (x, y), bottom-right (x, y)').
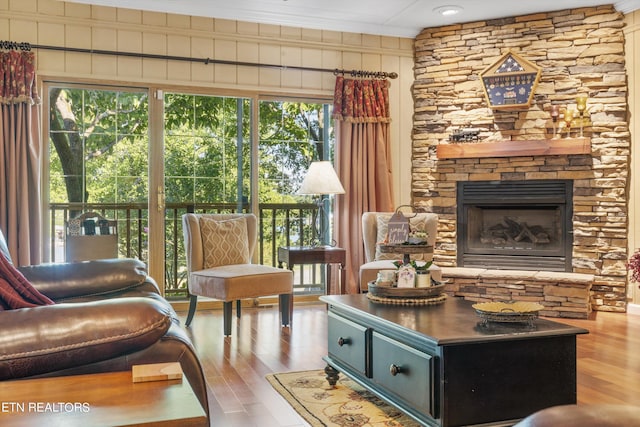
top-left (441, 267), bottom-right (594, 319)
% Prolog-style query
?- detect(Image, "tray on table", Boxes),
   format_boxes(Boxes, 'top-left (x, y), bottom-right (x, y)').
top-left (472, 301), bottom-right (544, 326)
top-left (378, 244), bottom-right (433, 265)
top-left (367, 282), bottom-right (446, 305)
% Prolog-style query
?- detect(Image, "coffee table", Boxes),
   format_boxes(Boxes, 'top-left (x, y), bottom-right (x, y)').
top-left (320, 294), bottom-right (588, 427)
top-left (0, 370), bottom-right (208, 426)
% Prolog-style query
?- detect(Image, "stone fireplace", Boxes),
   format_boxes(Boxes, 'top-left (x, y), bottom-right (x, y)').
top-left (457, 180), bottom-right (573, 272)
top-left (410, 6), bottom-right (630, 312)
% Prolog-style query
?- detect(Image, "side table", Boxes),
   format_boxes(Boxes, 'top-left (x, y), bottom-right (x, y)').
top-left (278, 246), bottom-right (346, 294)
top-left (0, 371), bottom-right (207, 427)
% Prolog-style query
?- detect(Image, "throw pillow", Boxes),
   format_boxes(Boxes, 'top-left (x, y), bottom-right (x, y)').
top-left (0, 251), bottom-right (55, 310)
top-left (199, 216), bottom-right (251, 269)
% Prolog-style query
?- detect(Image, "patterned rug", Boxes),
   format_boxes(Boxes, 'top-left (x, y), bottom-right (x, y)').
top-left (266, 370), bottom-right (421, 427)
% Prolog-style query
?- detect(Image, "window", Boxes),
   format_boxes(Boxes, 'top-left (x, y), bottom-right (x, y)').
top-left (45, 82), bottom-right (334, 296)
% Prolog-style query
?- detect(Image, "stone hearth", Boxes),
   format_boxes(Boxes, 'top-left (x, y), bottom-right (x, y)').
top-left (442, 267), bottom-right (593, 318)
top-left (411, 6), bottom-right (630, 312)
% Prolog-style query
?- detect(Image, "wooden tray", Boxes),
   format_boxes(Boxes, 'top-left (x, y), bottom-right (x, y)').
top-left (368, 282), bottom-right (445, 299)
top-left (378, 244), bottom-right (433, 254)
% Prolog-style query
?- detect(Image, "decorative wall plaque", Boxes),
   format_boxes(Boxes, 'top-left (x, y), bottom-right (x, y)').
top-left (480, 51), bottom-right (541, 111)
top-left (387, 210), bottom-right (409, 244)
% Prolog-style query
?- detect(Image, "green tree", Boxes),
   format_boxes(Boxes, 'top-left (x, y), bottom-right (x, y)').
top-left (49, 88), bottom-right (149, 205)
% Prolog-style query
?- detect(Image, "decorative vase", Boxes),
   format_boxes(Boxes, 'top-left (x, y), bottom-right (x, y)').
top-left (416, 271), bottom-right (431, 288)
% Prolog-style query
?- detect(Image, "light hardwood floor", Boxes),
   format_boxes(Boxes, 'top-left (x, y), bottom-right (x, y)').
top-left (177, 300), bottom-right (640, 427)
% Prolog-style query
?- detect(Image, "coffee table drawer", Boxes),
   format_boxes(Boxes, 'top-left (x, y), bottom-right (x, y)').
top-left (327, 311), bottom-right (368, 375)
top-left (371, 332), bottom-right (435, 417)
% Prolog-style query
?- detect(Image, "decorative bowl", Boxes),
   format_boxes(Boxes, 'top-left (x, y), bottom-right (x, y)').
top-left (472, 301), bottom-right (544, 325)
top-left (472, 301), bottom-right (544, 315)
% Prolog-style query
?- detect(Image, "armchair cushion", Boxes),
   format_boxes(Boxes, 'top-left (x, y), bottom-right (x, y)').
top-left (0, 252), bottom-right (54, 310)
top-left (189, 264), bottom-right (293, 301)
top-left (0, 297), bottom-right (172, 380)
top-left (199, 216), bottom-right (250, 268)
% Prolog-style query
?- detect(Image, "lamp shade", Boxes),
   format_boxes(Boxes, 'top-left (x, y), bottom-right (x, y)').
top-left (297, 161), bottom-right (345, 195)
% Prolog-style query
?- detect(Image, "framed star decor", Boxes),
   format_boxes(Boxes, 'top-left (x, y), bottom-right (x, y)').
top-left (480, 51), bottom-right (541, 110)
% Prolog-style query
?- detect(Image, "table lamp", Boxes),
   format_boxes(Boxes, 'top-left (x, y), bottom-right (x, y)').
top-left (297, 161), bottom-right (345, 246)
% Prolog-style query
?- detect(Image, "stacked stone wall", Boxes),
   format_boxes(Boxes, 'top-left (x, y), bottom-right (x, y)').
top-left (442, 267), bottom-right (593, 318)
top-left (412, 6), bottom-right (630, 312)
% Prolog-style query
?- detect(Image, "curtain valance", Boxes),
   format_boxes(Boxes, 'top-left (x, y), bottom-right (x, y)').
top-left (332, 76), bottom-right (390, 123)
top-left (0, 51), bottom-right (39, 105)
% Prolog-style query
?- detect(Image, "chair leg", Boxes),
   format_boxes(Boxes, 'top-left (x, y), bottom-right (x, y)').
top-left (279, 293), bottom-right (293, 326)
top-left (185, 295), bottom-right (198, 327)
top-left (223, 301), bottom-right (233, 336)
top-left (236, 300), bottom-right (241, 318)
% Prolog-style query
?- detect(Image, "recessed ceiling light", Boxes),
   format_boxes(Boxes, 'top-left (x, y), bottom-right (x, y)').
top-left (434, 5), bottom-right (463, 17)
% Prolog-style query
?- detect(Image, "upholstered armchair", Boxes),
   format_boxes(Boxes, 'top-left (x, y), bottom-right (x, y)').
top-left (359, 211), bottom-right (440, 292)
top-left (0, 230), bottom-right (209, 419)
top-left (182, 213), bottom-right (293, 336)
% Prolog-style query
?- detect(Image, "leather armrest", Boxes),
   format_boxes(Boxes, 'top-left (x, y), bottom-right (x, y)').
top-left (0, 297), bottom-right (172, 380)
top-left (18, 258), bottom-right (160, 300)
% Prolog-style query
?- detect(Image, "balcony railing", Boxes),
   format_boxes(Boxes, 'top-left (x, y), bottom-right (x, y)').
top-left (49, 202), bottom-right (325, 298)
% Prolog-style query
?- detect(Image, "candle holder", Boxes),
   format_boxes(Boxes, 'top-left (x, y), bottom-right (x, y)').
top-left (576, 95), bottom-right (588, 137)
top-left (563, 109), bottom-right (575, 138)
top-left (550, 105), bottom-right (560, 139)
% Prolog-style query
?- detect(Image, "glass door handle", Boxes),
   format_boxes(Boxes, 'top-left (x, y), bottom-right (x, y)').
top-left (157, 186), bottom-right (165, 212)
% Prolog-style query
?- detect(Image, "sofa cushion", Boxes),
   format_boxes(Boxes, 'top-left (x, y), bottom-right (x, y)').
top-left (0, 297), bottom-right (172, 380)
top-left (199, 216), bottom-right (250, 268)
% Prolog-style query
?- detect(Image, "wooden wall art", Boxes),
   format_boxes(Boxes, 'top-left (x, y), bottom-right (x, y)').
top-left (480, 51), bottom-right (541, 111)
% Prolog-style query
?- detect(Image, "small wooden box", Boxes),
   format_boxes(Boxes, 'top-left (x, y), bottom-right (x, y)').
top-left (132, 362), bottom-right (183, 383)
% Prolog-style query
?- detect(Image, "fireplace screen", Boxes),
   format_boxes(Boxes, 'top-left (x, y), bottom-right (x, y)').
top-left (457, 180), bottom-right (572, 271)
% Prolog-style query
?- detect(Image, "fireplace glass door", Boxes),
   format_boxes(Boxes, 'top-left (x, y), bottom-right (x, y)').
top-left (457, 180), bottom-right (572, 271)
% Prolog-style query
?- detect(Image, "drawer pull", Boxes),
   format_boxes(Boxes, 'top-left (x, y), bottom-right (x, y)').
top-left (337, 337), bottom-right (351, 347)
top-left (389, 364), bottom-right (402, 376)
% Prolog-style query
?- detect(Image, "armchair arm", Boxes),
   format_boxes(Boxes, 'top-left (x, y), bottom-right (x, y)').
top-left (0, 297), bottom-right (172, 380)
top-left (18, 258), bottom-right (160, 301)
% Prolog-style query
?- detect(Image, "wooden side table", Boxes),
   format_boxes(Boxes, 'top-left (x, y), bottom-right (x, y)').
top-left (278, 246), bottom-right (347, 294)
top-left (0, 371), bottom-right (208, 427)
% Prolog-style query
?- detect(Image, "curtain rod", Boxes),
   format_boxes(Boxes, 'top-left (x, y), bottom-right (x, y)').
top-left (0, 40), bottom-right (398, 80)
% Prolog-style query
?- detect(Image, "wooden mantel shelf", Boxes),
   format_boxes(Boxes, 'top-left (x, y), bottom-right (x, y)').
top-left (436, 137), bottom-right (591, 159)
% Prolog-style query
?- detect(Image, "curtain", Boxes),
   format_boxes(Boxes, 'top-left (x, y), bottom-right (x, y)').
top-left (0, 50), bottom-right (41, 265)
top-left (332, 76), bottom-right (394, 294)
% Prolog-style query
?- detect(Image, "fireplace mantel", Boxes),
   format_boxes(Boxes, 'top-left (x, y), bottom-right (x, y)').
top-left (436, 137), bottom-right (591, 159)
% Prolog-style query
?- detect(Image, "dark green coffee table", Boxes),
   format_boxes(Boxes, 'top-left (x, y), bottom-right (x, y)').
top-left (321, 294), bottom-right (588, 427)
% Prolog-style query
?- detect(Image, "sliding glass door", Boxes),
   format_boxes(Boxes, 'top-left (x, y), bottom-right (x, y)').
top-left (47, 84), bottom-right (151, 267)
top-left (45, 81), bottom-right (333, 296)
top-left (162, 93), bottom-right (252, 297)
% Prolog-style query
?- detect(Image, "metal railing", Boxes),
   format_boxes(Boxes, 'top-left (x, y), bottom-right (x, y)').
top-left (49, 202), bottom-right (324, 298)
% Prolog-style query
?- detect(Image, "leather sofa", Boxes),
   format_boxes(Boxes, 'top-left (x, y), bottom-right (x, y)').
top-left (0, 231), bottom-right (209, 419)
top-left (513, 404), bottom-right (640, 426)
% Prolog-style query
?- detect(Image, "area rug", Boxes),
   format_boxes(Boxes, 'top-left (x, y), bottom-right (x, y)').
top-left (266, 370), bottom-right (421, 427)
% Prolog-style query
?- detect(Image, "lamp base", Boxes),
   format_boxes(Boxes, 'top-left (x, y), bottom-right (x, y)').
top-left (310, 199), bottom-right (337, 248)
